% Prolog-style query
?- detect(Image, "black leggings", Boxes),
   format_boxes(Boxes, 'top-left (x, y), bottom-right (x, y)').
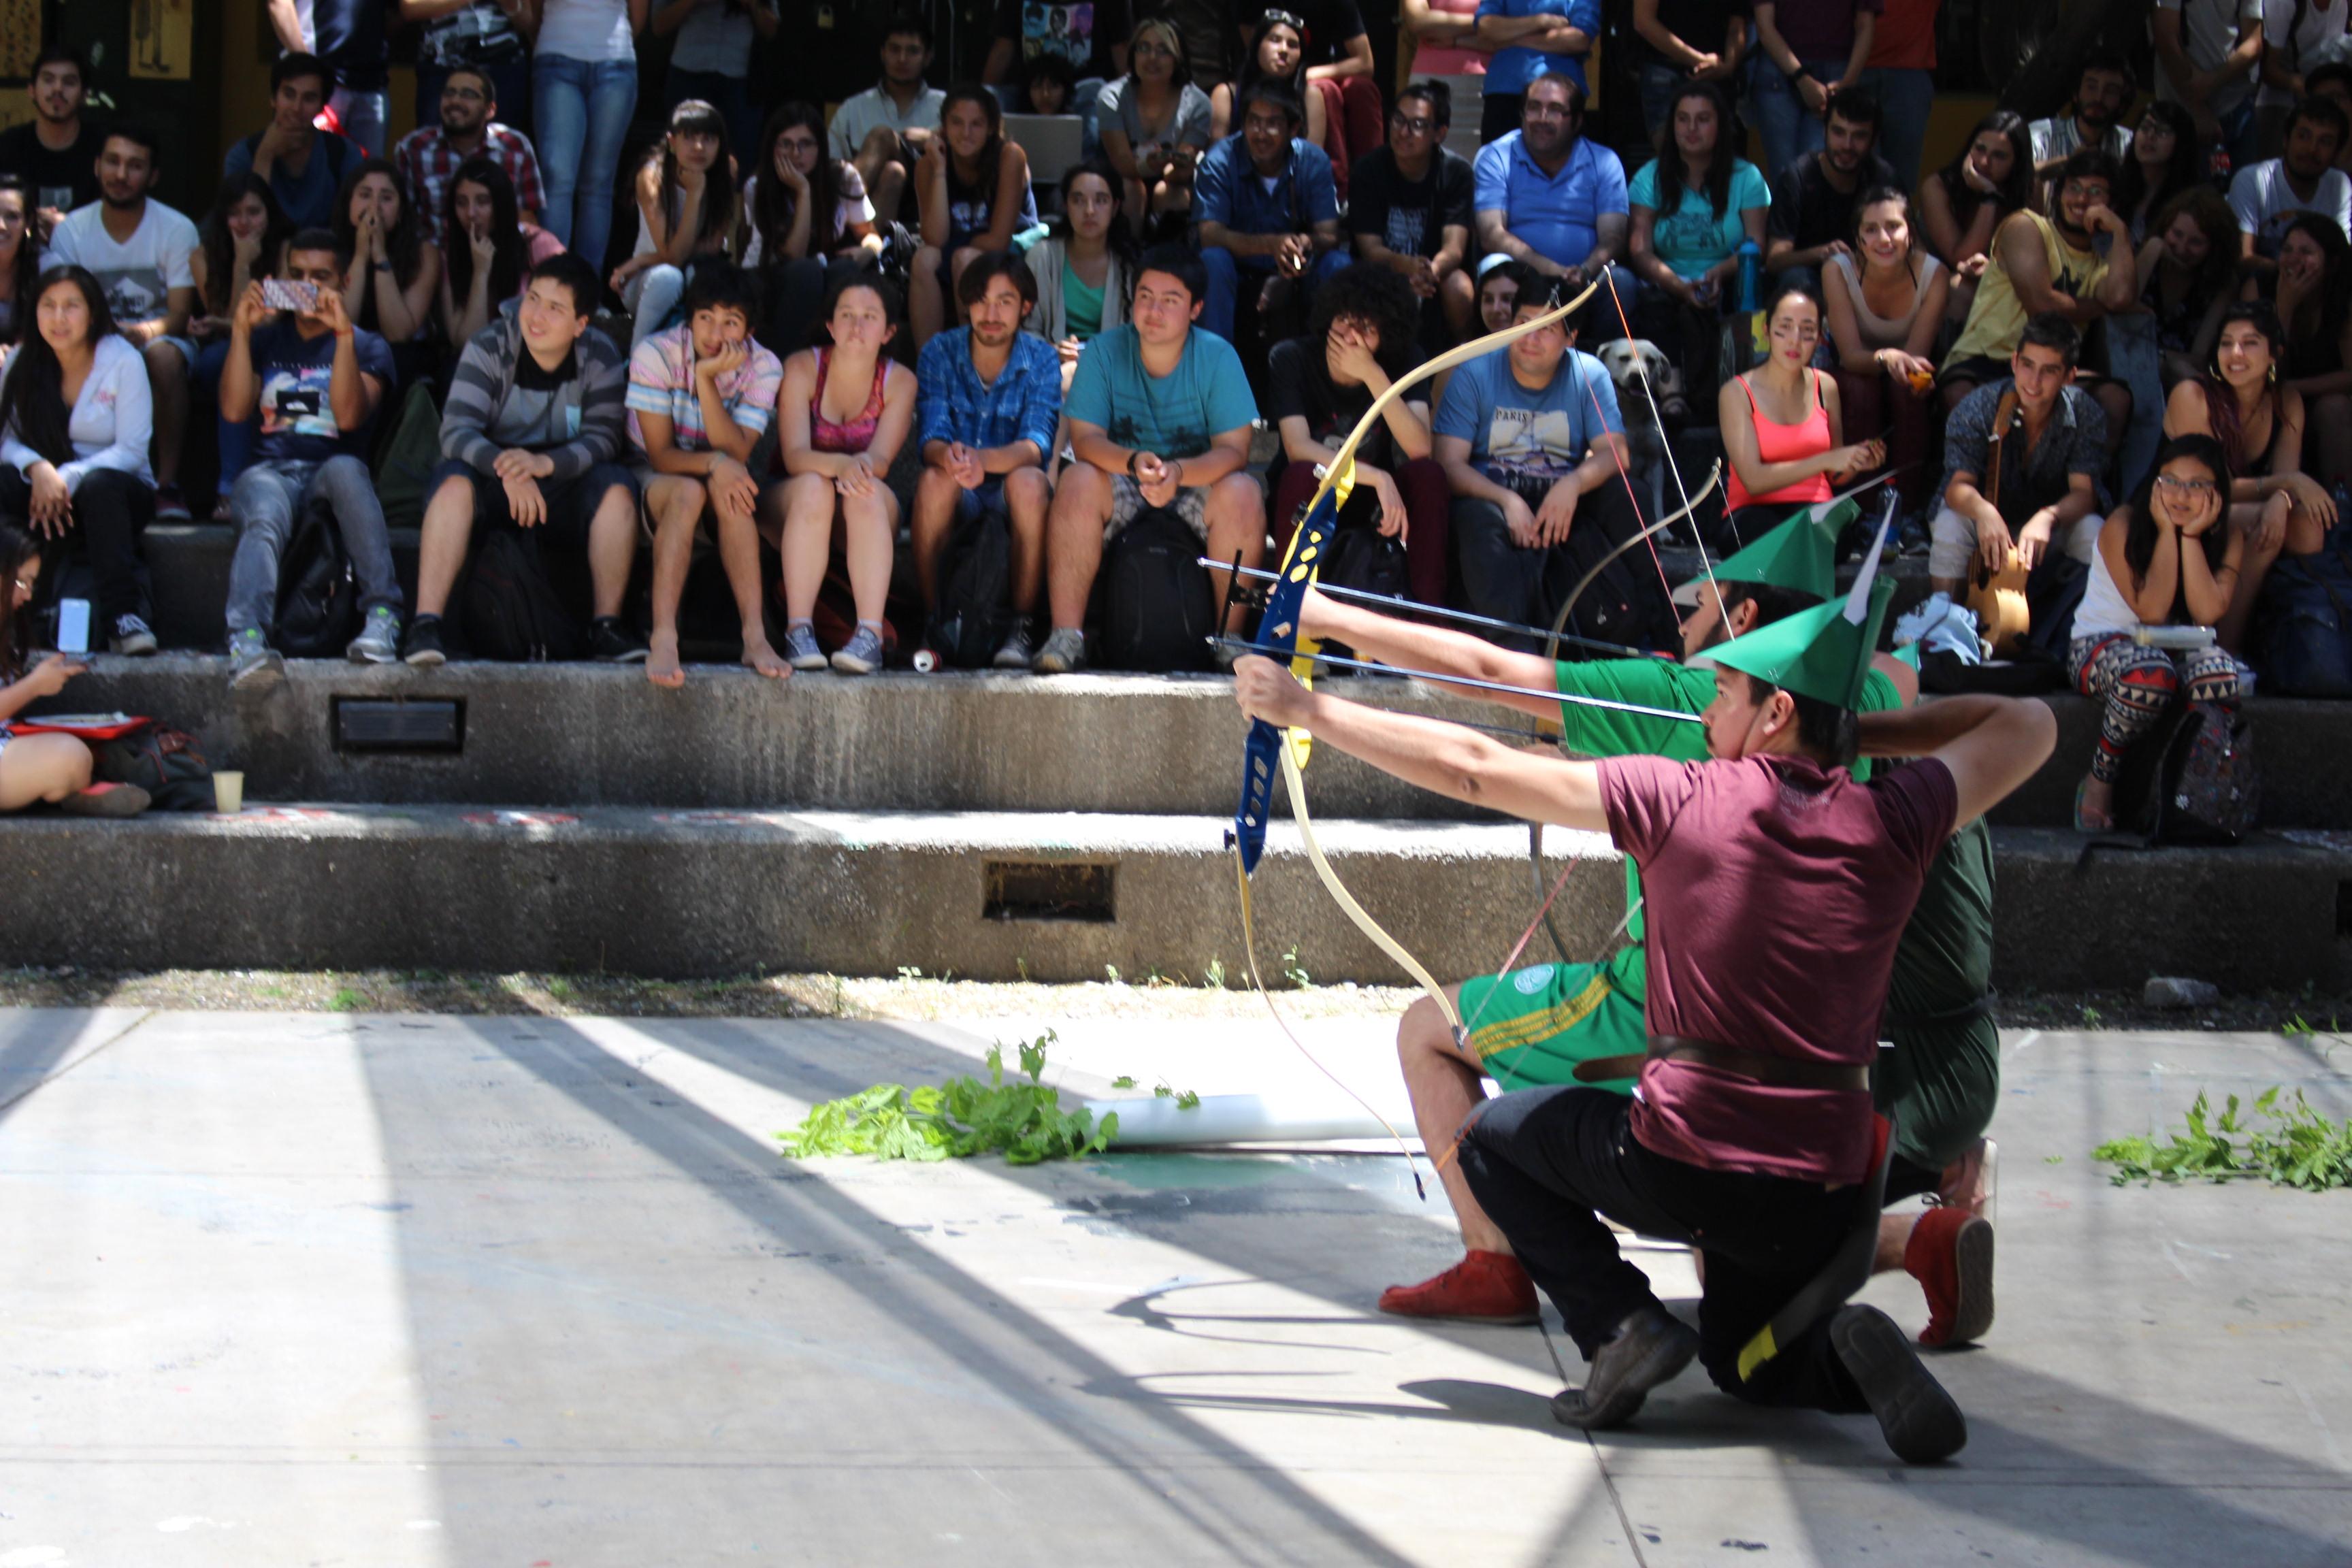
top-left (0, 465), bottom-right (154, 629)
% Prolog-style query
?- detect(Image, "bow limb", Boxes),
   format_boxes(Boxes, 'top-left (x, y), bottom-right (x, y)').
top-left (1305, 277), bottom-right (1603, 521)
top-left (1277, 740), bottom-right (1465, 1038)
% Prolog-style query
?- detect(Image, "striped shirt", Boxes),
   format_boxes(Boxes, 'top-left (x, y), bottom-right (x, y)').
top-left (625, 323), bottom-right (783, 453)
top-left (440, 304), bottom-right (627, 481)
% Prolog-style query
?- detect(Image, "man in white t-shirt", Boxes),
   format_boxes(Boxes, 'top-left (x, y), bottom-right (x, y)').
top-left (43, 125), bottom-right (201, 521)
top-left (2257, 0), bottom-right (2351, 154)
top-left (2027, 48), bottom-right (2137, 183)
top-left (2229, 95), bottom-right (2352, 261)
top-left (828, 14), bottom-right (947, 230)
top-left (2153, 0), bottom-right (2266, 170)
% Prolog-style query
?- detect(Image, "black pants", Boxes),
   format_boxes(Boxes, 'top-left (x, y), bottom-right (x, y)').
top-left (1458, 1085), bottom-right (1872, 1414)
top-left (1480, 93), bottom-right (1524, 146)
top-left (1450, 480), bottom-right (1674, 653)
top-left (0, 465), bottom-right (154, 628)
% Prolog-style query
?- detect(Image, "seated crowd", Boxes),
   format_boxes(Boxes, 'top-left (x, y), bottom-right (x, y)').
top-left (1, 18), bottom-right (2350, 801)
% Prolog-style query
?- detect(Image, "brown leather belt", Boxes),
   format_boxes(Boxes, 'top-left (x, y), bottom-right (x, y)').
top-left (1572, 1035), bottom-right (1870, 1092)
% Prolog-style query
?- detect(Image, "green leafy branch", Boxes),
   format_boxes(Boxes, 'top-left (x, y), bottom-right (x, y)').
top-left (2094, 1088), bottom-right (2352, 1191)
top-left (779, 1031), bottom-right (1117, 1166)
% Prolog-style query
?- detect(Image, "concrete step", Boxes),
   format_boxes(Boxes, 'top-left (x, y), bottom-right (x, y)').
top-left (44, 655), bottom-right (2352, 829)
top-left (3, 804), bottom-right (2345, 992)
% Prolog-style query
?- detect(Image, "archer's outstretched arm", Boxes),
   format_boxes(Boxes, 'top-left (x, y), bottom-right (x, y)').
top-left (1235, 656), bottom-right (1610, 831)
top-left (1298, 587), bottom-right (1563, 720)
top-left (1857, 693), bottom-right (2057, 826)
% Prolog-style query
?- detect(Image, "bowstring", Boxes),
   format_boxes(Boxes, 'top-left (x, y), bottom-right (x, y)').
top-left (1600, 267), bottom-right (1737, 640)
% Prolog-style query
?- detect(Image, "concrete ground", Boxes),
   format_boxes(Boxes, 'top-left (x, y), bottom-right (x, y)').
top-left (3, 1007), bottom-right (2349, 1566)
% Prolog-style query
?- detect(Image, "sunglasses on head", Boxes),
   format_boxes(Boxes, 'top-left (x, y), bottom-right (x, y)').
top-left (1261, 9), bottom-right (1305, 31)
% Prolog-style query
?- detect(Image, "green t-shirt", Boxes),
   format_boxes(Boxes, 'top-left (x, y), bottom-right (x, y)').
top-left (1550, 657), bottom-right (1901, 936)
top-left (1063, 257), bottom-right (1105, 341)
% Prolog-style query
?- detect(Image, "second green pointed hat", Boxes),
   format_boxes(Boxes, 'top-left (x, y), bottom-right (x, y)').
top-left (1694, 576), bottom-right (1895, 710)
top-left (1671, 496), bottom-right (1856, 607)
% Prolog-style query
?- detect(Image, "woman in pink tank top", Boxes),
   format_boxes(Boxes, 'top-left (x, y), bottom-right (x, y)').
top-left (1717, 286), bottom-right (1885, 550)
top-left (1402, 0), bottom-right (1491, 77)
top-left (768, 270), bottom-right (915, 674)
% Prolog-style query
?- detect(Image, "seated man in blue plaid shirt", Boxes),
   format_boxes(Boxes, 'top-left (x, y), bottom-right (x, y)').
top-left (911, 250), bottom-right (1065, 669)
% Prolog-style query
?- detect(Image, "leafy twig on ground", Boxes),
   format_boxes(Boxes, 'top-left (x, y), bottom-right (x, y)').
top-left (779, 1030), bottom-right (1117, 1166)
top-left (2094, 1088), bottom-right (2352, 1190)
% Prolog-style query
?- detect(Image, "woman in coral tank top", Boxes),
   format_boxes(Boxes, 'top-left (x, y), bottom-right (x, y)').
top-left (1717, 284), bottom-right (1884, 549)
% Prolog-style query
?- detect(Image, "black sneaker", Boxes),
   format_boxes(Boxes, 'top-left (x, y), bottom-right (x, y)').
top-left (403, 614), bottom-right (447, 667)
top-left (1550, 1303), bottom-right (1699, 1431)
top-left (1830, 1304), bottom-right (1968, 1464)
top-left (591, 616), bottom-right (649, 663)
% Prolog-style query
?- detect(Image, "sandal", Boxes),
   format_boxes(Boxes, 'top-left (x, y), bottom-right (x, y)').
top-left (2073, 777), bottom-right (2114, 834)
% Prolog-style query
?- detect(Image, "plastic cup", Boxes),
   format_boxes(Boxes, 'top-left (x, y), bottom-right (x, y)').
top-left (212, 772), bottom-right (245, 815)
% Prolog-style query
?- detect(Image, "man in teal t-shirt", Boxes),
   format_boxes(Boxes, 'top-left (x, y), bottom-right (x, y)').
top-left (1034, 243), bottom-right (1264, 674)
top-left (1296, 501), bottom-right (2002, 1355)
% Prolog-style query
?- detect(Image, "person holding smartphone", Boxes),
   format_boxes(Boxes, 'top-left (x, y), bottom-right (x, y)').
top-left (218, 229), bottom-right (404, 689)
top-left (0, 523), bottom-right (148, 815)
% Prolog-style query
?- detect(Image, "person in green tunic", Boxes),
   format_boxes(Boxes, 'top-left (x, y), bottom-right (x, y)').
top-left (1299, 501), bottom-right (1999, 1348)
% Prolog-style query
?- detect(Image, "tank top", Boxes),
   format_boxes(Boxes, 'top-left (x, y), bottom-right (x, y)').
top-left (2072, 539), bottom-right (2140, 640)
top-left (808, 346), bottom-right (889, 455)
top-left (1827, 249), bottom-right (1944, 351)
top-left (1411, 0), bottom-right (1492, 74)
top-left (1724, 371), bottom-right (1835, 512)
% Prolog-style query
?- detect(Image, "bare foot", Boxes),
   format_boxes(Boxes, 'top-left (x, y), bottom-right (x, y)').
top-left (647, 630), bottom-right (685, 689)
top-left (742, 636), bottom-right (789, 679)
top-left (2075, 772), bottom-right (2114, 832)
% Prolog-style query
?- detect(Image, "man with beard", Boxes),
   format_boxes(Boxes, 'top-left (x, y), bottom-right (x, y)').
top-left (2228, 96), bottom-right (2352, 264)
top-left (1349, 82), bottom-right (1477, 349)
top-left (393, 62), bottom-right (546, 248)
top-left (0, 48), bottom-right (107, 244)
top-left (829, 14), bottom-right (948, 231)
top-left (909, 250), bottom-right (1063, 671)
top-left (1471, 74), bottom-right (1630, 295)
top-left (1939, 146), bottom-right (2136, 444)
top-left (43, 125), bottom-right (201, 543)
top-left (2028, 50), bottom-right (2138, 185)
top-left (1763, 86), bottom-right (1894, 298)
top-left (1230, 554), bottom-right (2055, 1462)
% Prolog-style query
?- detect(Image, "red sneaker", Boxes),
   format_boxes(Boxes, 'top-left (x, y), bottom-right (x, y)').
top-left (1377, 1250), bottom-right (1540, 1324)
top-left (1904, 1205), bottom-right (1995, 1348)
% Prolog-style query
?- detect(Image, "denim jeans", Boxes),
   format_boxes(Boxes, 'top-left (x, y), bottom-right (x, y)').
top-left (1747, 55), bottom-right (1846, 180)
top-left (1638, 64), bottom-right (1684, 150)
top-left (1862, 66), bottom-right (1933, 192)
top-left (329, 86), bottom-right (389, 157)
top-left (1199, 244), bottom-right (1350, 344)
top-left (416, 54), bottom-right (533, 133)
top-left (624, 262), bottom-right (688, 349)
top-left (227, 455), bottom-right (404, 638)
top-left (2104, 311), bottom-right (2166, 500)
top-left (535, 52), bottom-right (640, 278)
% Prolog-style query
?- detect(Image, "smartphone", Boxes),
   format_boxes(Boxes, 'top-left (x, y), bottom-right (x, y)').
top-left (56, 598), bottom-right (89, 655)
top-left (261, 278), bottom-right (319, 313)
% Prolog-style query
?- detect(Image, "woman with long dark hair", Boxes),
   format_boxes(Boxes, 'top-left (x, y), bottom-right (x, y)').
top-left (190, 174), bottom-right (292, 519)
top-left (2066, 434), bottom-right (2244, 831)
top-left (910, 85), bottom-right (1038, 342)
top-left (0, 266), bottom-right (159, 656)
top-left (1717, 284), bottom-right (1882, 548)
top-left (1211, 12), bottom-right (1323, 149)
top-left (2134, 185), bottom-right (2241, 386)
top-left (438, 158), bottom-right (557, 346)
top-left (2115, 101), bottom-right (2202, 244)
top-left (1097, 17), bottom-right (1213, 238)
top-left (1024, 159), bottom-right (1133, 398)
top-left (0, 522), bottom-right (144, 815)
top-left (334, 157), bottom-right (442, 385)
top-left (611, 97), bottom-right (740, 349)
top-left (1921, 111), bottom-right (2033, 323)
top-left (1628, 82), bottom-right (1767, 313)
top-left (2258, 212), bottom-right (2352, 491)
top-left (1823, 186), bottom-right (1946, 516)
top-left (740, 102), bottom-right (881, 354)
top-left (0, 178), bottom-right (41, 350)
top-left (2163, 301), bottom-right (2335, 651)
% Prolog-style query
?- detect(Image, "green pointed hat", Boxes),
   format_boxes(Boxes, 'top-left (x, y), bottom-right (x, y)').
top-left (1694, 506), bottom-right (1896, 709)
top-left (1671, 495), bottom-right (1855, 607)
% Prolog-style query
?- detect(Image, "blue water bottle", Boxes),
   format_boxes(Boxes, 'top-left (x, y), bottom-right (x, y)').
top-left (1737, 239), bottom-right (1761, 314)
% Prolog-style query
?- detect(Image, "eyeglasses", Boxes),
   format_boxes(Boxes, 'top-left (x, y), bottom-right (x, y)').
top-left (442, 86), bottom-right (487, 101)
top-left (2154, 474), bottom-right (2218, 498)
top-left (1390, 112), bottom-right (1435, 133)
top-left (10, 576), bottom-right (31, 594)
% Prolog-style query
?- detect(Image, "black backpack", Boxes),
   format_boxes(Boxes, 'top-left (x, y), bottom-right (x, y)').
top-left (1096, 505), bottom-right (1215, 672)
top-left (463, 527), bottom-right (583, 662)
top-left (2255, 532), bottom-right (2352, 696)
top-left (272, 498), bottom-right (362, 657)
top-left (2083, 698), bottom-right (2259, 860)
top-left (925, 508), bottom-right (1015, 668)
top-left (1313, 525), bottom-right (1409, 664)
